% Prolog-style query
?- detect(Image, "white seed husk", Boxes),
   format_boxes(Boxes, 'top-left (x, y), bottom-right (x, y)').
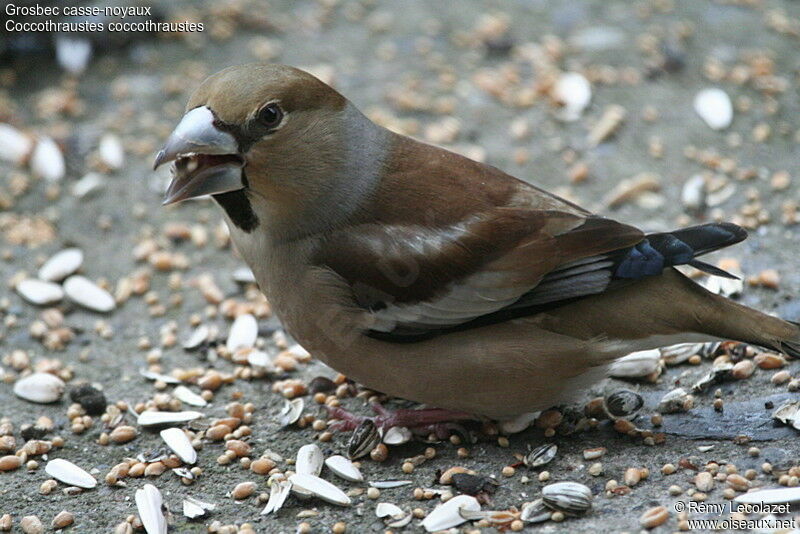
top-left (16, 279), bottom-right (64, 306)
top-left (661, 342), bottom-right (705, 366)
top-left (383, 426), bottom-right (412, 445)
top-left (735, 486), bottom-right (800, 505)
top-left (325, 455), bottom-right (363, 482)
top-left (31, 136), bottom-right (65, 182)
top-left (99, 133), bottom-right (125, 170)
top-left (278, 398), bottom-right (304, 427)
top-left (232, 267), bottom-right (257, 284)
top-left (421, 494), bottom-right (480, 532)
top-left (183, 496), bottom-right (215, 518)
top-left (160, 428), bottom-right (197, 464)
top-left (172, 385), bottom-right (207, 407)
top-left (694, 88), bottom-right (733, 130)
top-left (226, 313), bottom-right (258, 352)
top-left (375, 502), bottom-right (405, 519)
top-left (72, 172), bottom-right (105, 198)
top-left (38, 248), bottom-right (83, 282)
top-left (135, 483), bottom-right (167, 534)
top-left (288, 473), bottom-right (351, 506)
top-left (247, 350), bottom-right (273, 369)
top-left (609, 349), bottom-right (662, 378)
top-left (45, 459), bottom-right (96, 489)
top-left (542, 481), bottom-right (593, 516)
top-left (369, 480), bottom-right (412, 488)
top-left (0, 123), bottom-right (33, 164)
top-left (658, 387), bottom-right (693, 413)
top-left (295, 444), bottom-right (323, 476)
top-left (63, 275), bottom-right (116, 312)
top-left (55, 36), bottom-right (92, 74)
top-left (553, 72), bottom-right (592, 121)
top-left (773, 401), bottom-right (800, 430)
top-left (139, 369), bottom-right (181, 384)
top-left (521, 498), bottom-right (551, 523)
top-left (14, 372), bottom-right (65, 403)
top-left (137, 410), bottom-right (204, 427)
top-left (261, 479), bottom-right (292, 515)
top-left (182, 325), bottom-right (210, 350)
top-left (681, 174), bottom-right (706, 212)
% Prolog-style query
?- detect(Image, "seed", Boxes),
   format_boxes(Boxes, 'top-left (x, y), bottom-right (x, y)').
top-left (232, 481), bottom-right (256, 499)
top-left (588, 463), bottom-right (603, 476)
top-left (583, 447), bottom-right (607, 460)
top-left (225, 439), bottom-right (252, 458)
top-left (349, 420), bottom-right (381, 460)
top-left (731, 360), bottom-right (755, 379)
top-left (369, 443), bottom-right (389, 463)
top-left (0, 455), bottom-right (22, 471)
top-left (694, 88), bottom-right (733, 130)
top-left (20, 516), bottom-right (43, 534)
top-left (604, 390), bottom-right (644, 418)
top-left (39, 248), bottom-right (83, 282)
top-left (250, 458), bottom-right (276, 475)
top-left (542, 481), bottom-right (593, 516)
top-left (144, 462), bottom-right (166, 476)
top-left (13, 373), bottom-right (66, 404)
top-left (332, 522), bottom-right (346, 534)
top-left (63, 275), bottom-right (116, 312)
top-left (772, 371), bottom-right (791, 385)
top-left (523, 443), bottom-right (557, 468)
top-left (624, 467), bottom-right (641, 487)
top-left (502, 466), bottom-right (515, 477)
top-left (695, 471), bottom-right (714, 492)
top-left (661, 463), bottom-right (676, 475)
top-left (110, 425), bottom-right (137, 444)
top-left (755, 353), bottom-right (785, 369)
top-left (367, 487), bottom-right (380, 499)
top-left (640, 505), bottom-right (669, 529)
top-left (0, 514), bottom-right (11, 531)
top-left (40, 479), bottom-right (57, 494)
top-left (51, 511), bottom-right (74, 529)
top-left (726, 474), bottom-right (749, 491)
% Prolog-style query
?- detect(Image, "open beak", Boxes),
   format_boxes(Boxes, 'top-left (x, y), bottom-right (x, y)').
top-left (154, 106), bottom-right (245, 205)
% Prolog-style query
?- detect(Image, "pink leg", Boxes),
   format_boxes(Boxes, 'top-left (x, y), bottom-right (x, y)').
top-left (326, 403), bottom-right (477, 434)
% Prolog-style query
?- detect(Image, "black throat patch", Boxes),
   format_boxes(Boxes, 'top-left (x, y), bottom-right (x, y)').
top-left (213, 189), bottom-right (259, 232)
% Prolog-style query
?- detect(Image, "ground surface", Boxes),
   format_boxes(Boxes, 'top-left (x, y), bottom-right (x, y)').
top-left (1, 0), bottom-right (800, 532)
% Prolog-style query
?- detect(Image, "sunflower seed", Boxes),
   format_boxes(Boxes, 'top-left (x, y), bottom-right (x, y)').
top-left (348, 419), bottom-right (381, 460)
top-left (523, 443), bottom-right (557, 468)
top-left (542, 481), bottom-right (593, 516)
top-left (0, 123), bottom-right (33, 164)
top-left (31, 136), bottom-right (65, 182)
top-left (137, 411), bottom-right (204, 427)
top-left (16, 279), bottom-right (64, 306)
top-left (521, 498), bottom-right (551, 523)
top-left (603, 389), bottom-right (644, 418)
top-left (325, 455), bottom-right (363, 482)
top-left (658, 388), bottom-right (694, 413)
top-left (63, 275), bottom-right (116, 313)
top-left (278, 398), bottom-right (304, 427)
top-left (296, 444), bottom-right (323, 476)
top-left (159, 428), bottom-right (196, 464)
top-left (14, 373), bottom-right (65, 404)
top-left (661, 342), bottom-right (705, 366)
top-left (553, 72), bottom-right (592, 122)
top-left (261, 480), bottom-right (292, 515)
top-left (421, 494), bottom-right (480, 532)
top-left (45, 459), bottom-right (96, 489)
top-left (38, 248), bottom-right (83, 282)
top-left (375, 502), bottom-right (405, 519)
top-left (183, 496), bottom-right (215, 519)
top-left (226, 314), bottom-right (257, 352)
top-left (609, 349), bottom-right (662, 378)
top-left (135, 484), bottom-right (167, 534)
top-left (289, 473), bottom-right (351, 506)
top-left (172, 386), bottom-right (207, 407)
top-left (99, 133), bottom-right (124, 170)
top-left (383, 426), bottom-right (412, 445)
top-left (182, 325), bottom-right (209, 350)
top-left (694, 88), bottom-right (732, 130)
top-left (735, 486), bottom-right (800, 505)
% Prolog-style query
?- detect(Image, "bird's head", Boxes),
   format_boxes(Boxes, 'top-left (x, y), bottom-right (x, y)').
top-left (154, 64), bottom-right (349, 206)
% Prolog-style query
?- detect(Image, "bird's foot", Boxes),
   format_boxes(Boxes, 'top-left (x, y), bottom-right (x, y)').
top-left (325, 403), bottom-right (476, 438)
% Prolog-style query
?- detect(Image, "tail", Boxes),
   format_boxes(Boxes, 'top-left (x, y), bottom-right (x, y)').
top-left (615, 223), bottom-right (747, 279)
top-left (542, 268), bottom-right (800, 360)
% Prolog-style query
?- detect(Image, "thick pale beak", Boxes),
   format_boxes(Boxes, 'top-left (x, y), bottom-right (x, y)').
top-left (154, 106), bottom-right (245, 205)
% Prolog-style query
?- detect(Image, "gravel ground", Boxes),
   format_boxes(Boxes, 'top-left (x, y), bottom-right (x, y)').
top-left (1, 0), bottom-right (799, 532)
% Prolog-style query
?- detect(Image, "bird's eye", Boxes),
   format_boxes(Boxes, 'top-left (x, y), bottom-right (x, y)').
top-left (258, 103), bottom-right (283, 128)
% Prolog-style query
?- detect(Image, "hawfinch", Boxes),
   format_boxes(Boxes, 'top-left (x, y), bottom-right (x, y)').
top-left (155, 64), bottom-right (799, 426)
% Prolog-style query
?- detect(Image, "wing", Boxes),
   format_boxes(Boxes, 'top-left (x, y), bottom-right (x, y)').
top-left (314, 208), bottom-right (645, 339)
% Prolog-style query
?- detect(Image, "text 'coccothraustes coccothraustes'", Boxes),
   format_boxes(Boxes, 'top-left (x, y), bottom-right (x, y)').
top-left (155, 64), bottom-right (800, 429)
